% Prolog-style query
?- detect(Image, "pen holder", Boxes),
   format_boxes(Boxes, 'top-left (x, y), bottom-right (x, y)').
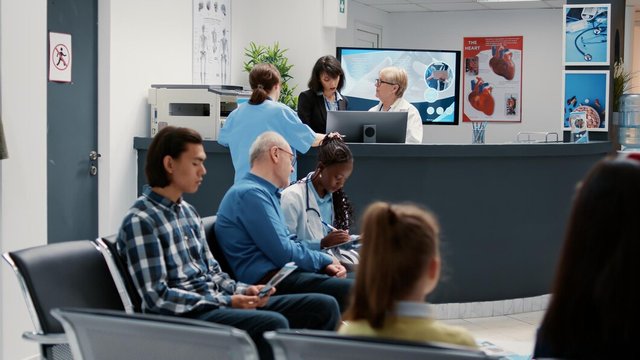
top-left (472, 121), bottom-right (487, 144)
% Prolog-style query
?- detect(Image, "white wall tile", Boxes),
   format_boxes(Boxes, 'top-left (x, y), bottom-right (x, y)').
top-left (513, 298), bottom-right (524, 313)
top-left (481, 301), bottom-right (494, 317)
top-left (447, 303), bottom-right (460, 320)
top-left (458, 302), bottom-right (469, 319)
top-left (493, 300), bottom-right (505, 316)
top-left (531, 296), bottom-right (542, 311)
top-left (503, 299), bottom-right (514, 314)
top-left (467, 302), bottom-right (482, 318)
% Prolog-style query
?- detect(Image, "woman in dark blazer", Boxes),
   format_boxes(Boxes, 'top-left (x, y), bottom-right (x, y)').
top-left (298, 55), bottom-right (348, 133)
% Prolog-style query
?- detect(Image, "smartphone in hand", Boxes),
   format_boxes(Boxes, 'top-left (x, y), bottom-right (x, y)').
top-left (258, 262), bottom-right (297, 298)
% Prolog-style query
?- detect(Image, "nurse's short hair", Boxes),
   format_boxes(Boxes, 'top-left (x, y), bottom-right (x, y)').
top-left (249, 131), bottom-right (289, 166)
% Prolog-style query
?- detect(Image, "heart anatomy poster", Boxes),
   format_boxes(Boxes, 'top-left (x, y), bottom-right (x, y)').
top-left (462, 36), bottom-right (523, 122)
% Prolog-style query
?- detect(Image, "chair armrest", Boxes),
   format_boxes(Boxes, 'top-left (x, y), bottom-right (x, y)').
top-left (22, 332), bottom-right (67, 345)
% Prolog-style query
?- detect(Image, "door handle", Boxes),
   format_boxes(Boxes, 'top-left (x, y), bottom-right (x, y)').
top-left (89, 151), bottom-right (101, 161)
top-left (89, 151), bottom-right (101, 176)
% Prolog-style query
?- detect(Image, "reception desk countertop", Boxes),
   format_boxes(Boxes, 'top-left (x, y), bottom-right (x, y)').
top-left (134, 138), bottom-right (612, 303)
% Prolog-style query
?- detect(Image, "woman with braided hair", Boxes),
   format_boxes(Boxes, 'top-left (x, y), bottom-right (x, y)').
top-left (281, 136), bottom-right (355, 251)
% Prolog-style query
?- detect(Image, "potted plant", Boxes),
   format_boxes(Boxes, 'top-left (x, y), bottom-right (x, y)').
top-left (243, 42), bottom-right (298, 110)
top-left (612, 59), bottom-right (637, 113)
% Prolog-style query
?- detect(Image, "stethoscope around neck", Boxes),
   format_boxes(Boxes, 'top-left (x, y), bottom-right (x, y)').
top-left (305, 173), bottom-right (338, 235)
top-left (305, 175), bottom-right (322, 219)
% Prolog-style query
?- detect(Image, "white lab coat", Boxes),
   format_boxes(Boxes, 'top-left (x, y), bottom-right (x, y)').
top-left (281, 179), bottom-right (326, 251)
top-left (369, 97), bottom-right (424, 144)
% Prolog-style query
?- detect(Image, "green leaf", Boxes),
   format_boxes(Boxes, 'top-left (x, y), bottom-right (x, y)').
top-left (243, 41), bottom-right (298, 110)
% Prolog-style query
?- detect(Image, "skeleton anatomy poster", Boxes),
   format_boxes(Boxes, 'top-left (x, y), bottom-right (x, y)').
top-left (193, 0), bottom-right (230, 85)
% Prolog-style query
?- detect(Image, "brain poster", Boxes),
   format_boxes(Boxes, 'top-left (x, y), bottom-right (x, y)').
top-left (462, 36), bottom-right (523, 122)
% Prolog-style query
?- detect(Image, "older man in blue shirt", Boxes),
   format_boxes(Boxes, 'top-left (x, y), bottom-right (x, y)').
top-left (216, 131), bottom-right (353, 311)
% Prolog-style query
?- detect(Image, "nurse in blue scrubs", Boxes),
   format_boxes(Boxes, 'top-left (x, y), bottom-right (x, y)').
top-left (219, 63), bottom-right (329, 183)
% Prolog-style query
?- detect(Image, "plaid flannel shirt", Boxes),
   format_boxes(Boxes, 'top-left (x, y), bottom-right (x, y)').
top-left (117, 186), bottom-right (248, 315)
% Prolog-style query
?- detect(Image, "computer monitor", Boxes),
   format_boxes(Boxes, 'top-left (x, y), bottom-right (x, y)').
top-left (326, 111), bottom-right (407, 143)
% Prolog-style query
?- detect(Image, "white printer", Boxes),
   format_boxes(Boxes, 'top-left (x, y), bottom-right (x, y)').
top-left (148, 85), bottom-right (251, 140)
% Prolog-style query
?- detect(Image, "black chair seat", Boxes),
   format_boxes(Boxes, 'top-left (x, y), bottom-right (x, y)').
top-left (3, 240), bottom-right (125, 359)
top-left (202, 215), bottom-right (236, 279)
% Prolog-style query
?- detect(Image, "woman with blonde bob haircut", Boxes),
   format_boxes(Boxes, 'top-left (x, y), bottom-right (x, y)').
top-left (369, 67), bottom-right (423, 144)
top-left (339, 201), bottom-right (476, 348)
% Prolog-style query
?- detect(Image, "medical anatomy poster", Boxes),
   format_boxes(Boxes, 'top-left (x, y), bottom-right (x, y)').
top-left (563, 4), bottom-right (610, 66)
top-left (462, 36), bottom-right (522, 123)
top-left (193, 0), bottom-right (230, 85)
top-left (563, 70), bottom-right (609, 132)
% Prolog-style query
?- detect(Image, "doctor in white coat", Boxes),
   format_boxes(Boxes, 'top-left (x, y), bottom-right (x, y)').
top-left (281, 137), bottom-right (354, 250)
top-left (368, 66), bottom-right (423, 144)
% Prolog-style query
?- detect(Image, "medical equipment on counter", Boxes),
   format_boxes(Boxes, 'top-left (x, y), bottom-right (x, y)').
top-left (148, 85), bottom-right (251, 140)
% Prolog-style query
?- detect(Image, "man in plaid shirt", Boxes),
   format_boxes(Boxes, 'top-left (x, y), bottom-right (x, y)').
top-left (117, 126), bottom-right (340, 360)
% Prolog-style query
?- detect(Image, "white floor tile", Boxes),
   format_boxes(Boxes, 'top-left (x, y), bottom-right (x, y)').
top-left (447, 311), bottom-right (543, 357)
top-left (508, 310), bottom-right (545, 325)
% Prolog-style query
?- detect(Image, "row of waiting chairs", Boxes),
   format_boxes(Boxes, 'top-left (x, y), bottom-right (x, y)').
top-left (3, 216), bottom-right (494, 360)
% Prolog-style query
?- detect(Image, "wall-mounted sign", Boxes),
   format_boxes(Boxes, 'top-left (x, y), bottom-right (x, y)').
top-left (49, 32), bottom-right (72, 83)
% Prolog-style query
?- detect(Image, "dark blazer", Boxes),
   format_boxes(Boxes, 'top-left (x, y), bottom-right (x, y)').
top-left (297, 89), bottom-right (348, 133)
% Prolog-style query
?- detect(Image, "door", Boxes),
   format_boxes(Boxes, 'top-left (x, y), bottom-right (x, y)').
top-left (47, 0), bottom-right (99, 243)
top-left (355, 22), bottom-right (382, 48)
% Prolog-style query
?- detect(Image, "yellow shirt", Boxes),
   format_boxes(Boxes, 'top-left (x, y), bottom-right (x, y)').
top-left (339, 302), bottom-right (477, 349)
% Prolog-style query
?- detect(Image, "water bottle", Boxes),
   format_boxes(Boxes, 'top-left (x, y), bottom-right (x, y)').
top-left (616, 94), bottom-right (640, 150)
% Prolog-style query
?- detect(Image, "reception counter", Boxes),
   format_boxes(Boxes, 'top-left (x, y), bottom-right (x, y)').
top-left (134, 138), bottom-right (612, 303)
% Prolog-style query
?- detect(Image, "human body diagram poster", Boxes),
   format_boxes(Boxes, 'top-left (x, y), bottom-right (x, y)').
top-left (193, 0), bottom-right (230, 85)
top-left (463, 36), bottom-right (523, 122)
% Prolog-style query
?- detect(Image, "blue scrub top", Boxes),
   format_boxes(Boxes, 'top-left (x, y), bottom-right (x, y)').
top-left (218, 99), bottom-right (317, 183)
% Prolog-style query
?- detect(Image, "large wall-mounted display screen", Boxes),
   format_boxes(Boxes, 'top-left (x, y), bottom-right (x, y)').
top-left (337, 47), bottom-right (461, 125)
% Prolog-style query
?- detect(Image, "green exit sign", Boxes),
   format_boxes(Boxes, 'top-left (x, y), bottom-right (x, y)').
top-left (339, 0), bottom-right (345, 13)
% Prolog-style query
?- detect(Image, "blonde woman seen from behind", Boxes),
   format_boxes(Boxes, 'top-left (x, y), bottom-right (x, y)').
top-left (339, 202), bottom-right (477, 348)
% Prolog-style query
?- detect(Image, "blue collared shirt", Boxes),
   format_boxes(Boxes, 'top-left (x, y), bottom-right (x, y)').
top-left (318, 90), bottom-right (344, 112)
top-left (218, 99), bottom-right (317, 183)
top-left (309, 181), bottom-right (334, 236)
top-left (215, 173), bottom-right (333, 284)
top-left (117, 186), bottom-right (248, 315)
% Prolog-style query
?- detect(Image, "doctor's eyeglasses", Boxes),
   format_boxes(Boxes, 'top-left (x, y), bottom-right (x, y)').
top-left (277, 147), bottom-right (297, 167)
top-left (375, 78), bottom-right (396, 87)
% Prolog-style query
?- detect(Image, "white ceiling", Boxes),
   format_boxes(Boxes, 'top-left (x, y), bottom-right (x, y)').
top-left (351, 0), bottom-right (640, 13)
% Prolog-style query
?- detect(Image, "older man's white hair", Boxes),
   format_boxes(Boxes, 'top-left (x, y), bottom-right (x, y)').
top-left (249, 131), bottom-right (289, 166)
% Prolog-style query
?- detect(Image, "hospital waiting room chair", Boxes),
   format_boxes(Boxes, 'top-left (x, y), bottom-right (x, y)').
top-left (95, 235), bottom-right (142, 313)
top-left (264, 329), bottom-right (496, 360)
top-left (202, 215), bottom-right (236, 278)
top-left (2, 240), bottom-right (125, 360)
top-left (51, 307), bottom-right (259, 360)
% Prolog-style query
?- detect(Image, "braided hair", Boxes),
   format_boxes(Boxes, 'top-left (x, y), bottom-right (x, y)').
top-left (314, 136), bottom-right (355, 230)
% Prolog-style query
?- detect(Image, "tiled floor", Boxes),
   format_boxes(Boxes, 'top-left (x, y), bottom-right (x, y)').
top-left (441, 310), bottom-right (545, 358)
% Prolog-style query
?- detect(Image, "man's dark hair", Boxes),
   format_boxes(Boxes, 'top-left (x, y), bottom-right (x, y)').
top-left (145, 126), bottom-right (203, 187)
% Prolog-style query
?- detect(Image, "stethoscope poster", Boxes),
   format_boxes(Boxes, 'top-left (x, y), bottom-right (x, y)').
top-left (563, 4), bottom-right (610, 66)
top-left (562, 70), bottom-right (609, 132)
top-left (462, 36), bottom-right (523, 123)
